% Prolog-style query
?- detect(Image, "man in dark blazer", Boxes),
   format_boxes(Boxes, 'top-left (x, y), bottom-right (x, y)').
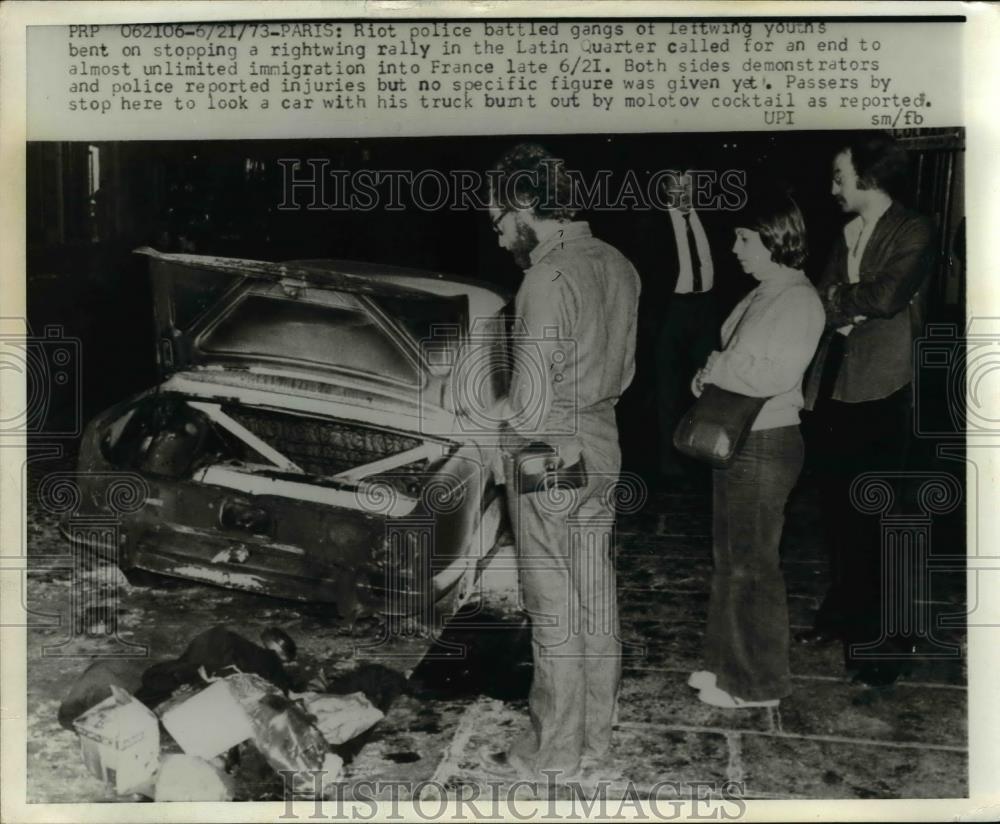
top-left (653, 171), bottom-right (730, 485)
top-left (799, 133), bottom-right (935, 688)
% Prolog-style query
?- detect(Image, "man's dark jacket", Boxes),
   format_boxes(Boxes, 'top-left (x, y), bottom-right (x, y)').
top-left (805, 201), bottom-right (935, 406)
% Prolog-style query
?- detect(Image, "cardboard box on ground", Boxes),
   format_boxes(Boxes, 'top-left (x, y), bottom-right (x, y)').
top-left (73, 685), bottom-right (160, 795)
top-left (161, 679), bottom-right (256, 760)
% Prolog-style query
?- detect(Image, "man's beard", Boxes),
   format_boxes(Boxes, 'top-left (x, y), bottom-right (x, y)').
top-left (510, 219), bottom-right (539, 270)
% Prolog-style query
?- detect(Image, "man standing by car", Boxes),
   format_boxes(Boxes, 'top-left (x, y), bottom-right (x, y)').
top-left (799, 133), bottom-right (935, 688)
top-left (478, 143), bottom-right (640, 782)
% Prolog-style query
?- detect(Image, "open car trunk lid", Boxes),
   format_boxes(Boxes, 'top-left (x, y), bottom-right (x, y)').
top-left (137, 248), bottom-right (482, 393)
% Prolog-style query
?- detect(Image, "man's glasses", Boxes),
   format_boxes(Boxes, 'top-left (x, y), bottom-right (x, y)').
top-left (491, 209), bottom-right (510, 234)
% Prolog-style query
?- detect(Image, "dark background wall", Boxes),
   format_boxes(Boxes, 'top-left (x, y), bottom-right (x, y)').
top-left (26, 129), bottom-right (965, 477)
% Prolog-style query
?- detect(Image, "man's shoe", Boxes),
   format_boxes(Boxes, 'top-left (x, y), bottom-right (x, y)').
top-left (851, 662), bottom-right (902, 688)
top-left (478, 746), bottom-right (532, 780)
top-left (562, 754), bottom-right (626, 785)
top-left (794, 628), bottom-right (840, 647)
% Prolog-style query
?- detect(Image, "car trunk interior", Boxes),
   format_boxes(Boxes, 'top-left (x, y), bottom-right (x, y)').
top-left (103, 393), bottom-right (450, 501)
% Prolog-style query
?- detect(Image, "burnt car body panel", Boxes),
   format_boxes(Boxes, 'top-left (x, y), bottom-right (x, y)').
top-left (63, 250), bottom-right (511, 618)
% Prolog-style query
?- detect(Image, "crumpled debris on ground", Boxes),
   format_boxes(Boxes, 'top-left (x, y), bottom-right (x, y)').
top-left (297, 691), bottom-right (384, 745)
top-left (59, 627), bottom-right (394, 799)
top-left (57, 659), bottom-right (148, 730)
top-left (136, 625), bottom-right (296, 707)
top-left (226, 672), bottom-right (332, 793)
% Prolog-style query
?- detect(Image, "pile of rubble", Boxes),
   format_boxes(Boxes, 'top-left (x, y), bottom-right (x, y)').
top-left (58, 625), bottom-right (389, 800)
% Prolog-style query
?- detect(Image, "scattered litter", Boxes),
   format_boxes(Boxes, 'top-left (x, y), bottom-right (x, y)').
top-left (67, 628), bottom-right (399, 799)
top-left (161, 680), bottom-right (255, 759)
top-left (73, 685), bottom-right (160, 795)
top-left (299, 691), bottom-right (384, 745)
top-left (154, 754), bottom-right (235, 801)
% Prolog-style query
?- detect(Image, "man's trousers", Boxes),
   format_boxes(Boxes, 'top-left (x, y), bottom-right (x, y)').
top-left (811, 385), bottom-right (914, 666)
top-left (504, 470), bottom-right (621, 777)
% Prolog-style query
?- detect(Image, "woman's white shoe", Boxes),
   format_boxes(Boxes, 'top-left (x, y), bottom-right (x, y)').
top-left (697, 683), bottom-right (779, 709)
top-left (686, 671), bottom-right (716, 690)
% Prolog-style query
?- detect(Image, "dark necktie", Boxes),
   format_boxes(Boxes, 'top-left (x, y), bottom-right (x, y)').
top-left (683, 211), bottom-right (703, 293)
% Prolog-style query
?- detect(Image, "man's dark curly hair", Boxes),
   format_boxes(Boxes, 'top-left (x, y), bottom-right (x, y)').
top-left (840, 132), bottom-right (910, 194)
top-left (490, 142), bottom-right (578, 220)
top-left (742, 188), bottom-right (809, 270)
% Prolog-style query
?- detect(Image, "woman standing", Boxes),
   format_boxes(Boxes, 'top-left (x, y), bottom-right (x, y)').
top-left (688, 192), bottom-right (825, 708)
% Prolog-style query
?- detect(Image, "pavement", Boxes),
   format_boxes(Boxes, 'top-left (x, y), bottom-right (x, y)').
top-left (22, 451), bottom-right (967, 803)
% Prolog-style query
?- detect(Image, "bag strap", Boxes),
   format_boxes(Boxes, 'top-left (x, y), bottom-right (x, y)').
top-left (720, 289), bottom-right (759, 349)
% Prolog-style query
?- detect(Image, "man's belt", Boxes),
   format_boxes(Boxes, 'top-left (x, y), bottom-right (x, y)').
top-left (513, 443), bottom-right (588, 495)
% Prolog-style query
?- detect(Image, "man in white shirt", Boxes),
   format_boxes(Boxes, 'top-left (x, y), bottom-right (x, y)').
top-left (654, 171), bottom-right (719, 486)
top-left (799, 134), bottom-right (935, 689)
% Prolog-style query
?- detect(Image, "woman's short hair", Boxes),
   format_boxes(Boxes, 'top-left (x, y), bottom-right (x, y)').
top-left (743, 189), bottom-right (808, 270)
top-left (491, 142), bottom-right (578, 220)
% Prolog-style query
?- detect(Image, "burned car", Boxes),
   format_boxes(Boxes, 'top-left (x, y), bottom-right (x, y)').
top-left (61, 249), bottom-right (511, 620)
